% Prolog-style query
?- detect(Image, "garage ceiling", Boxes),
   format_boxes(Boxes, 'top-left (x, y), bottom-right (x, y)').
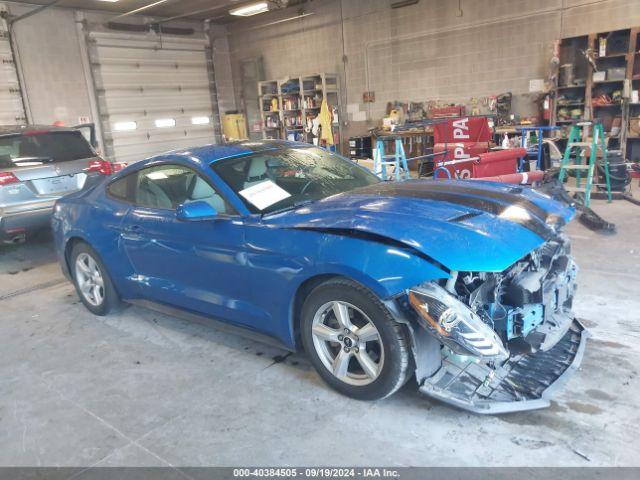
top-left (14, 0), bottom-right (305, 22)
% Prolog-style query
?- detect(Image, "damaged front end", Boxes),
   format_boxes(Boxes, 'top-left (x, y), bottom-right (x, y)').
top-left (394, 235), bottom-right (587, 414)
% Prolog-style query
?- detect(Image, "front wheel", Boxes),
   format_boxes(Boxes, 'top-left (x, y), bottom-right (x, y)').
top-left (301, 279), bottom-right (410, 400)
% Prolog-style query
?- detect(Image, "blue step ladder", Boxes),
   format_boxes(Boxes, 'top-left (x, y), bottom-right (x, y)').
top-left (373, 137), bottom-right (410, 181)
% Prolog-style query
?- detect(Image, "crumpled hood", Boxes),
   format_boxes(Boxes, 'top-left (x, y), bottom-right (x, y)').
top-left (264, 180), bottom-right (574, 272)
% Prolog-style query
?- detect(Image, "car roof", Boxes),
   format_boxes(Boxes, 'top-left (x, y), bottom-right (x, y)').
top-left (110, 139), bottom-right (315, 181)
top-left (0, 124), bottom-right (79, 136)
top-left (160, 139), bottom-right (308, 165)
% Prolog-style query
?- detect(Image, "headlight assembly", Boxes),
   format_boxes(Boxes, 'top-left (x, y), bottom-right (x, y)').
top-left (408, 283), bottom-right (509, 361)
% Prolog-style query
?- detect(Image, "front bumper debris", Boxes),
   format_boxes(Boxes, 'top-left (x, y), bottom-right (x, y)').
top-left (419, 320), bottom-right (587, 414)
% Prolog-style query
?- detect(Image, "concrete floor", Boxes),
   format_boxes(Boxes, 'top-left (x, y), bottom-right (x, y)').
top-left (1, 192), bottom-right (639, 467)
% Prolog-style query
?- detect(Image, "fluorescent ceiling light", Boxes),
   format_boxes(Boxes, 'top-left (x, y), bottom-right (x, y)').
top-left (230, 2), bottom-right (269, 16)
top-left (113, 121), bottom-right (137, 131)
top-left (96, 0), bottom-right (120, 3)
top-left (155, 118), bottom-right (176, 128)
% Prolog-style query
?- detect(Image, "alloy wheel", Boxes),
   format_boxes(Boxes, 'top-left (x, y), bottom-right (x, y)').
top-left (311, 301), bottom-right (384, 386)
top-left (75, 252), bottom-right (105, 307)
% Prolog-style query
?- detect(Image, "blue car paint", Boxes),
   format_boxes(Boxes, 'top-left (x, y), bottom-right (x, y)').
top-left (263, 178), bottom-right (574, 272)
top-left (239, 215), bottom-right (449, 345)
top-left (52, 140), bottom-right (574, 350)
top-left (53, 180), bottom-right (139, 294)
top-left (264, 191), bottom-right (540, 273)
top-left (440, 179), bottom-right (574, 224)
top-left (176, 200), bottom-right (219, 220)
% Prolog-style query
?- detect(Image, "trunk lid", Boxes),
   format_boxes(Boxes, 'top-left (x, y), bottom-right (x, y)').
top-left (11, 159), bottom-right (94, 195)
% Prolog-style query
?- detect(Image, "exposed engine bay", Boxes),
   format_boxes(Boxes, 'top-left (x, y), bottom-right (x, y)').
top-left (398, 235), bottom-right (585, 414)
top-left (453, 234), bottom-right (578, 355)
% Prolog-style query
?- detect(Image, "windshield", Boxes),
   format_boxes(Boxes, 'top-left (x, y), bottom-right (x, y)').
top-left (212, 146), bottom-right (380, 214)
top-left (0, 131), bottom-right (95, 169)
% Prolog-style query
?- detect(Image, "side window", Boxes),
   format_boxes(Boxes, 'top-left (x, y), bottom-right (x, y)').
top-left (133, 164), bottom-right (229, 214)
top-left (107, 176), bottom-right (130, 201)
top-left (214, 156), bottom-right (253, 192)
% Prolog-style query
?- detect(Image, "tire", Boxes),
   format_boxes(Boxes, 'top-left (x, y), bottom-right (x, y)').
top-left (301, 278), bottom-right (410, 401)
top-left (70, 242), bottom-right (120, 316)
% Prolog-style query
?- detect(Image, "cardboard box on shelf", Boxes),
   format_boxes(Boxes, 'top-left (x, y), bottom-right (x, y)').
top-left (593, 71), bottom-right (606, 82)
top-left (629, 117), bottom-right (640, 137)
top-left (608, 67), bottom-right (626, 80)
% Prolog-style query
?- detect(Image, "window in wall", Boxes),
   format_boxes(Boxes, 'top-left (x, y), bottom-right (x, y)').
top-left (113, 121), bottom-right (137, 132)
top-left (191, 116), bottom-right (210, 125)
top-left (154, 118), bottom-right (176, 128)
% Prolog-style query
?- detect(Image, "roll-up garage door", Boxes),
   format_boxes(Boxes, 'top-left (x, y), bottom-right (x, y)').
top-left (0, 4), bottom-right (26, 125)
top-left (87, 30), bottom-right (220, 164)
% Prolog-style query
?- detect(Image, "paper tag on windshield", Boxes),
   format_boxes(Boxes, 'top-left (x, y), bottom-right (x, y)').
top-left (239, 180), bottom-right (291, 211)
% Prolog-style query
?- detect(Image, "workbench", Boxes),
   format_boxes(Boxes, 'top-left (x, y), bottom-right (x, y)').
top-left (370, 128), bottom-right (434, 170)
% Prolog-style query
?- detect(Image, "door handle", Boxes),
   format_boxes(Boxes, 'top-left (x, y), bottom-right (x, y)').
top-left (125, 224), bottom-right (143, 233)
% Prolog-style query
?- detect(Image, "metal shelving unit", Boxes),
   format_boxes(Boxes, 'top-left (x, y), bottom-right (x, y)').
top-left (553, 27), bottom-right (640, 161)
top-left (258, 73), bottom-right (342, 152)
top-left (627, 28), bottom-right (640, 161)
top-left (258, 80), bottom-right (281, 140)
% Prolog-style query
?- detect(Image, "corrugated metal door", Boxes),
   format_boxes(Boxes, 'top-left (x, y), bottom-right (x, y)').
top-left (0, 4), bottom-right (26, 125)
top-left (87, 30), bottom-right (220, 164)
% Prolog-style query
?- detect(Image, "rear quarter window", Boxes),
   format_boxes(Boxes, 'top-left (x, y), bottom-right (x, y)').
top-left (107, 176), bottom-right (131, 201)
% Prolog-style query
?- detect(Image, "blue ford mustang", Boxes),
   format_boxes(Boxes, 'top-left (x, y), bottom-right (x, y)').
top-left (52, 140), bottom-right (586, 413)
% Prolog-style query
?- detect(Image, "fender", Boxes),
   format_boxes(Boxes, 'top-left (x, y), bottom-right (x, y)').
top-left (55, 198), bottom-right (135, 299)
top-left (303, 227), bottom-right (449, 299)
top-left (276, 229), bottom-right (451, 349)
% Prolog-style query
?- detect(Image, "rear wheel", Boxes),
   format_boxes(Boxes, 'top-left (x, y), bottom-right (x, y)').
top-left (71, 242), bottom-right (120, 316)
top-left (301, 279), bottom-right (410, 400)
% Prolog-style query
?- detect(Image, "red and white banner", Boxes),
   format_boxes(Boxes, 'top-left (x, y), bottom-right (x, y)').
top-left (433, 142), bottom-right (488, 179)
top-left (434, 117), bottom-right (492, 144)
top-left (432, 117), bottom-right (494, 178)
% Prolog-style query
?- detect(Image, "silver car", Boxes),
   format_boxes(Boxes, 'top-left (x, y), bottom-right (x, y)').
top-left (0, 124), bottom-right (121, 244)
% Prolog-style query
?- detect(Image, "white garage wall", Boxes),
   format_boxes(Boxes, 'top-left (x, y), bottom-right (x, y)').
top-left (5, 2), bottom-right (224, 164)
top-left (208, 23), bottom-right (237, 115)
top-left (0, 3), bottom-right (25, 125)
top-left (8, 2), bottom-right (92, 127)
top-left (224, 0), bottom-right (640, 139)
top-left (5, 0), bottom-right (640, 151)
top-left (85, 28), bottom-right (219, 163)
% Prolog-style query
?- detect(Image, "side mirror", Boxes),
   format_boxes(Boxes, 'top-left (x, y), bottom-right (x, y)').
top-left (176, 201), bottom-right (218, 221)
